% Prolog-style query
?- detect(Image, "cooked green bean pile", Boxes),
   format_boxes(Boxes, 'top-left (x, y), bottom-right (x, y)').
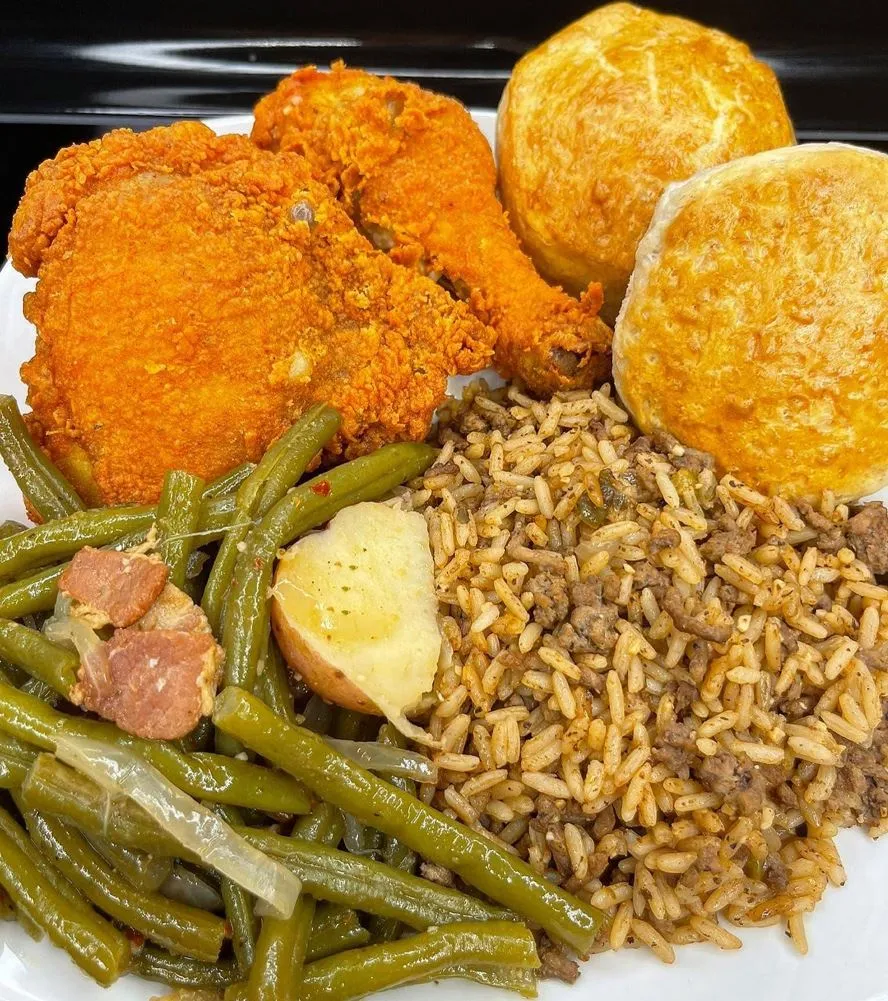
top-left (0, 398), bottom-right (604, 1000)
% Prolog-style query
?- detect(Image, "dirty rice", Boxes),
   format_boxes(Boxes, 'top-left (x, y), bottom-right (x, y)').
top-left (400, 380), bottom-right (888, 973)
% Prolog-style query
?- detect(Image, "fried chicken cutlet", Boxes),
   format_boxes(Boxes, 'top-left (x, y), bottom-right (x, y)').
top-left (9, 122), bottom-right (494, 505)
top-left (252, 63), bottom-right (613, 395)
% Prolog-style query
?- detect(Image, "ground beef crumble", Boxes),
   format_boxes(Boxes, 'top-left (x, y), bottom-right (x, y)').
top-left (526, 572), bottom-right (570, 628)
top-left (847, 503), bottom-right (888, 575)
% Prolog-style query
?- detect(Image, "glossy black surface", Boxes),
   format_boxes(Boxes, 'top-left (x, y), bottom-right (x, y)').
top-left (2, 2), bottom-right (887, 238)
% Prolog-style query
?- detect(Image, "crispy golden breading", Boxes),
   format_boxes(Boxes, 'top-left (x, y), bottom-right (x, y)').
top-left (9, 122), bottom-right (494, 505)
top-left (252, 63), bottom-right (612, 395)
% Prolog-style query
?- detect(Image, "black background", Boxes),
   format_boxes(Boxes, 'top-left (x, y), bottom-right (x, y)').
top-left (7, 0), bottom-right (888, 42)
top-left (2, 0), bottom-right (887, 240)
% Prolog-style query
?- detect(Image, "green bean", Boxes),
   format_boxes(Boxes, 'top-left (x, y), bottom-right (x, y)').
top-left (175, 715), bottom-right (214, 753)
top-left (198, 493), bottom-right (238, 539)
top-left (225, 956), bottom-right (537, 1001)
top-left (0, 618), bottom-right (77, 696)
top-left (0, 903), bottom-right (47, 947)
top-left (204, 426), bottom-right (302, 628)
top-left (247, 886), bottom-right (315, 1000)
top-left (161, 864), bottom-right (224, 912)
top-left (86, 834), bottom-right (173, 892)
top-left (21, 753), bottom-right (195, 859)
top-left (181, 550), bottom-right (210, 603)
top-left (0, 730), bottom-right (38, 767)
top-left (306, 904), bottom-right (371, 961)
top-left (0, 534), bottom-right (150, 622)
top-left (246, 802), bottom-right (344, 1001)
top-left (214, 805), bottom-right (257, 972)
top-left (0, 885), bottom-right (15, 920)
top-left (341, 811), bottom-right (382, 857)
top-left (21, 675), bottom-right (64, 707)
top-left (240, 830), bottom-right (509, 929)
top-left (215, 689), bottom-right (603, 955)
top-left (246, 896), bottom-right (314, 1001)
top-left (15, 908), bottom-right (47, 942)
top-left (237, 958), bottom-right (537, 997)
top-left (156, 469), bottom-right (206, 589)
top-left (0, 505), bottom-right (153, 579)
top-left (294, 921), bottom-right (538, 1001)
top-left (0, 395), bottom-right (84, 520)
top-left (257, 639), bottom-right (299, 727)
top-left (203, 405), bottom-right (341, 633)
top-left (0, 523), bottom-right (160, 620)
top-left (0, 805), bottom-right (130, 985)
top-left (0, 520), bottom-right (27, 540)
top-left (24, 810), bottom-right (226, 961)
top-left (0, 659), bottom-right (21, 685)
top-left (23, 756), bottom-right (507, 937)
top-left (434, 965), bottom-right (538, 997)
top-left (223, 442), bottom-right (437, 693)
top-left (368, 723), bottom-right (418, 943)
top-left (292, 801), bottom-right (345, 845)
top-left (0, 494), bottom-right (235, 581)
top-left (0, 683), bottom-right (310, 813)
top-left (134, 946), bottom-right (240, 990)
top-left (2, 908), bottom-right (47, 944)
top-left (6, 793), bottom-right (89, 908)
top-left (334, 694), bottom-right (384, 860)
top-left (220, 627), bottom-right (283, 756)
top-left (0, 752), bottom-right (30, 788)
top-left (0, 730), bottom-right (38, 788)
top-left (203, 462), bottom-right (255, 500)
top-left (254, 407), bottom-right (344, 518)
top-left (333, 709), bottom-right (374, 742)
top-left (301, 693), bottom-right (334, 735)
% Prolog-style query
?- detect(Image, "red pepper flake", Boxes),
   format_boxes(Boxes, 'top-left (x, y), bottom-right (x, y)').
top-left (124, 928), bottom-right (146, 949)
top-left (311, 480), bottom-right (331, 496)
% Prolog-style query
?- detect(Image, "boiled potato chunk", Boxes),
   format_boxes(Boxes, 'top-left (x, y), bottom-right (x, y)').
top-left (271, 502), bottom-right (441, 725)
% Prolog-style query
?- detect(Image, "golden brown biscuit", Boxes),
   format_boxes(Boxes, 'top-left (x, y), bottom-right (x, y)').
top-left (497, 2), bottom-right (794, 320)
top-left (613, 143), bottom-right (888, 502)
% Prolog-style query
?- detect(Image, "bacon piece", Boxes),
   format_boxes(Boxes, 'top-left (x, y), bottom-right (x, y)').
top-left (59, 547), bottom-right (168, 628)
top-left (74, 628), bottom-right (222, 740)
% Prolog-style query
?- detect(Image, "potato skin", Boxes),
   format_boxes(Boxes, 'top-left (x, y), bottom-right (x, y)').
top-left (269, 501), bottom-right (440, 720)
top-left (270, 583), bottom-right (382, 715)
top-left (497, 2), bottom-right (794, 320)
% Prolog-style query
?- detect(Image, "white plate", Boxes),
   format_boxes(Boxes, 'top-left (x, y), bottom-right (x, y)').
top-left (1, 110), bottom-right (887, 1001)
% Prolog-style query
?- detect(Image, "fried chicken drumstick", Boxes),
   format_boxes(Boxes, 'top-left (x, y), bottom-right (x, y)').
top-left (9, 122), bottom-right (494, 505)
top-left (252, 63), bottom-right (612, 394)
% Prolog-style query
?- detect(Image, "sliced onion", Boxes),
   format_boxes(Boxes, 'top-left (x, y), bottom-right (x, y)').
top-left (324, 737), bottom-right (438, 783)
top-left (43, 593), bottom-right (104, 663)
top-left (341, 812), bottom-right (381, 858)
top-left (54, 734), bottom-right (301, 919)
top-left (390, 714), bottom-right (442, 750)
top-left (44, 615), bottom-right (104, 662)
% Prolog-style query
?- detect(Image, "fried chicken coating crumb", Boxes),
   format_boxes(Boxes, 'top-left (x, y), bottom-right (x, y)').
top-left (252, 63), bottom-right (612, 394)
top-left (9, 122), bottom-right (494, 504)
